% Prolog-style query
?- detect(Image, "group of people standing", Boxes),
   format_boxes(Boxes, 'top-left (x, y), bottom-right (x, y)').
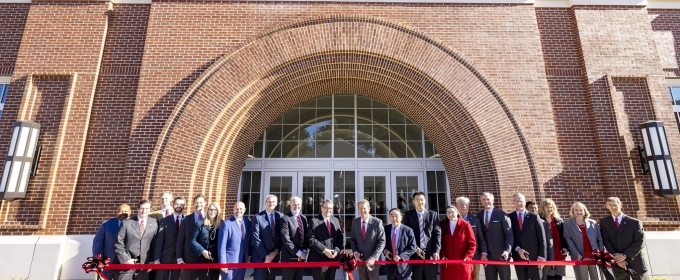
top-left (92, 190), bottom-right (648, 280)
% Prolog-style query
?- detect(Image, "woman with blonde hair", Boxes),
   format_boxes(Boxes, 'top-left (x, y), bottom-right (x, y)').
top-left (563, 202), bottom-right (604, 280)
top-left (538, 199), bottom-right (569, 280)
top-left (191, 202), bottom-right (223, 280)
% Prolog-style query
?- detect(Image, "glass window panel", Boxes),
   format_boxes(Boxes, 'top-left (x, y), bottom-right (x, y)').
top-left (300, 125), bottom-right (317, 140)
top-left (424, 140), bottom-right (436, 158)
top-left (335, 116), bottom-right (354, 125)
top-left (357, 96), bottom-right (372, 108)
top-left (406, 141), bottom-right (423, 158)
top-left (242, 172), bottom-right (253, 192)
top-left (335, 140), bottom-right (356, 159)
top-left (335, 109), bottom-right (354, 123)
top-left (390, 125), bottom-right (406, 141)
top-left (300, 99), bottom-right (316, 108)
top-left (299, 108), bottom-right (316, 123)
top-left (299, 140), bottom-right (315, 158)
top-left (335, 95), bottom-right (354, 108)
top-left (364, 176), bottom-right (375, 192)
top-left (265, 141), bottom-right (281, 158)
top-left (389, 108), bottom-right (405, 124)
top-left (390, 141), bottom-right (407, 158)
top-left (373, 125), bottom-right (389, 141)
top-left (317, 96), bottom-right (332, 107)
top-left (372, 109), bottom-right (389, 124)
top-left (372, 99), bottom-right (388, 108)
top-left (282, 141), bottom-right (298, 158)
top-left (427, 171), bottom-right (437, 192)
top-left (303, 176), bottom-right (314, 193)
top-left (673, 87), bottom-right (680, 105)
top-left (345, 171), bottom-right (355, 191)
top-left (317, 121), bottom-right (332, 136)
top-left (357, 109), bottom-right (372, 124)
top-left (257, 133), bottom-right (264, 141)
top-left (374, 141), bottom-right (391, 158)
top-left (266, 125), bottom-right (282, 141)
top-left (251, 141), bottom-right (263, 158)
top-left (405, 115), bottom-right (415, 125)
top-left (316, 141), bottom-right (332, 158)
top-left (316, 108), bottom-right (332, 121)
top-left (335, 124), bottom-right (355, 140)
top-left (357, 141), bottom-right (374, 158)
top-left (272, 115), bottom-right (283, 124)
top-left (282, 125), bottom-right (298, 140)
top-left (251, 171), bottom-right (261, 189)
top-left (405, 126), bottom-right (421, 142)
top-left (284, 108), bottom-right (299, 124)
top-left (357, 125), bottom-right (372, 141)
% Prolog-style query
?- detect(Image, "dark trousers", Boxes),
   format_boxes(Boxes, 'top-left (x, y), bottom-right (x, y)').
top-left (612, 266), bottom-right (648, 280)
top-left (311, 267), bottom-right (337, 280)
top-left (253, 255), bottom-right (280, 280)
top-left (515, 265), bottom-right (542, 280)
top-left (484, 264), bottom-right (511, 280)
top-left (357, 264), bottom-right (380, 280)
top-left (411, 255), bottom-right (437, 280)
top-left (115, 269), bottom-right (149, 280)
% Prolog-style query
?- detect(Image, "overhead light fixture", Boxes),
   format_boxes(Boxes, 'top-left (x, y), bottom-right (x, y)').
top-left (0, 121), bottom-right (40, 201)
top-left (639, 121), bottom-right (679, 198)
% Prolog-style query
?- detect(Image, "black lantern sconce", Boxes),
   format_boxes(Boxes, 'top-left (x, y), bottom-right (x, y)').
top-left (639, 121), bottom-right (680, 198)
top-left (0, 121), bottom-right (41, 201)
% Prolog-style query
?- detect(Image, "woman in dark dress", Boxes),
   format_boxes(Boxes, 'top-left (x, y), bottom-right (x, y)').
top-left (191, 202), bottom-right (222, 280)
top-left (538, 199), bottom-right (569, 280)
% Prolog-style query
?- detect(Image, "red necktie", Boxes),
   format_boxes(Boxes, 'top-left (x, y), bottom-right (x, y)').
top-left (392, 227), bottom-right (398, 257)
top-left (518, 212), bottom-right (523, 231)
top-left (140, 219), bottom-right (146, 236)
top-left (296, 215), bottom-right (304, 244)
top-left (362, 221), bottom-right (366, 240)
top-left (175, 215), bottom-right (180, 233)
top-left (615, 217), bottom-right (620, 229)
top-left (326, 219), bottom-right (331, 235)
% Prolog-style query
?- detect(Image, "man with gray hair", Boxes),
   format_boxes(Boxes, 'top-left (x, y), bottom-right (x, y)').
top-left (251, 194), bottom-right (283, 280)
top-left (308, 199), bottom-right (345, 280)
top-left (509, 192), bottom-right (546, 280)
top-left (281, 196), bottom-right (309, 280)
top-left (350, 199), bottom-right (386, 280)
top-left (456, 196), bottom-right (487, 280)
top-left (477, 192), bottom-right (513, 280)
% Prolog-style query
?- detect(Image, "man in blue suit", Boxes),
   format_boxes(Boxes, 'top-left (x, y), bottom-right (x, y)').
top-left (93, 204), bottom-right (131, 280)
top-left (251, 194), bottom-right (283, 280)
top-left (218, 201), bottom-right (251, 280)
top-left (383, 208), bottom-right (417, 280)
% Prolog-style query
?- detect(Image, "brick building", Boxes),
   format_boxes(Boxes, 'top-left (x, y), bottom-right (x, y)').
top-left (1, 0), bottom-right (680, 279)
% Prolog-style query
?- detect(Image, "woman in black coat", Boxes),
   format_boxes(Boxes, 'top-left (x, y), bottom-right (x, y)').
top-left (191, 202), bottom-right (223, 280)
top-left (539, 199), bottom-right (569, 280)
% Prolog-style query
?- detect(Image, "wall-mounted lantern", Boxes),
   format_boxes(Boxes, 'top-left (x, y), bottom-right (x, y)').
top-left (639, 121), bottom-right (680, 198)
top-left (0, 121), bottom-right (40, 201)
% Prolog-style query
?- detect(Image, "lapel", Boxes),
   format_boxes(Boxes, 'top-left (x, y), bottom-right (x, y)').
top-left (131, 217), bottom-right (140, 237)
top-left (363, 217), bottom-right (373, 241)
top-left (617, 215), bottom-right (629, 232)
top-left (453, 219), bottom-right (464, 236)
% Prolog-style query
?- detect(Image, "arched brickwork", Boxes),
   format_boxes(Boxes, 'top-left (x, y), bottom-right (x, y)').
top-left (148, 15), bottom-right (538, 210)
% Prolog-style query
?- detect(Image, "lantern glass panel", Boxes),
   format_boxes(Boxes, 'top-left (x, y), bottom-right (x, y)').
top-left (650, 128), bottom-right (662, 156)
top-left (8, 127), bottom-right (18, 157)
top-left (659, 127), bottom-right (669, 155)
top-left (18, 161), bottom-right (30, 192)
top-left (658, 160), bottom-right (670, 189)
top-left (666, 159), bottom-right (678, 190)
top-left (27, 128), bottom-right (39, 155)
top-left (642, 128), bottom-right (652, 156)
top-left (15, 127), bottom-right (30, 157)
top-left (7, 161), bottom-right (21, 192)
top-left (0, 161), bottom-right (10, 192)
top-left (650, 161), bottom-right (660, 190)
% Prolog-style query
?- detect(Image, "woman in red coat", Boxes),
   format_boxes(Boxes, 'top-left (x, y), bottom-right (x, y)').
top-left (440, 205), bottom-right (477, 280)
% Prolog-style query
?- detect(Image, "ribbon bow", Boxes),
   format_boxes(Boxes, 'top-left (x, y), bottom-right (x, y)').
top-left (339, 251), bottom-right (358, 280)
top-left (82, 254), bottom-right (110, 280)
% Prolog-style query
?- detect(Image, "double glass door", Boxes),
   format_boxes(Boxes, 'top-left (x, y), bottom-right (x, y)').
top-left (357, 172), bottom-right (424, 225)
top-left (263, 172), bottom-right (331, 220)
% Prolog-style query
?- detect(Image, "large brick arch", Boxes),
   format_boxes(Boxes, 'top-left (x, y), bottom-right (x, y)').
top-left (148, 15), bottom-right (538, 210)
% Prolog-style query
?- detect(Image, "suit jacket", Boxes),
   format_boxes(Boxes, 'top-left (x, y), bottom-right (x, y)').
top-left (600, 214), bottom-right (647, 273)
top-left (250, 210), bottom-right (283, 262)
top-left (218, 216), bottom-right (251, 264)
top-left (563, 218), bottom-right (604, 259)
top-left (176, 212), bottom-right (201, 263)
top-left (93, 218), bottom-right (122, 263)
top-left (154, 213), bottom-right (184, 263)
top-left (477, 208), bottom-right (513, 260)
top-left (543, 220), bottom-right (553, 261)
top-left (350, 216), bottom-right (386, 261)
top-left (114, 216), bottom-right (158, 264)
top-left (509, 210), bottom-right (546, 261)
top-left (464, 213), bottom-right (487, 260)
top-left (308, 215), bottom-right (345, 272)
top-left (403, 209), bottom-right (441, 258)
top-left (191, 219), bottom-right (222, 262)
top-left (280, 212), bottom-right (309, 262)
top-left (384, 224), bottom-right (417, 280)
top-left (149, 207), bottom-right (170, 223)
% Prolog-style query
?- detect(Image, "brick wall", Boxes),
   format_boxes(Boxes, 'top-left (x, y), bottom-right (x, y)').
top-left (0, 4), bottom-right (29, 76)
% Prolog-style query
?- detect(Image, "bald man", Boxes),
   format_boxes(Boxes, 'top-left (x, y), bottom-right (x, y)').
top-left (93, 204), bottom-right (131, 280)
top-left (218, 202), bottom-right (251, 280)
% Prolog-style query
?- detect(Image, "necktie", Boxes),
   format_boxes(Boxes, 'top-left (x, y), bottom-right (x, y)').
top-left (140, 219), bottom-right (146, 236)
top-left (518, 212), bottom-right (523, 231)
top-left (392, 227), bottom-right (398, 257)
top-left (419, 212), bottom-right (425, 248)
top-left (485, 210), bottom-right (490, 229)
top-left (361, 221), bottom-right (366, 240)
top-left (270, 214), bottom-right (276, 235)
top-left (198, 213), bottom-right (203, 221)
top-left (165, 209), bottom-right (170, 217)
top-left (239, 220), bottom-right (245, 239)
top-left (296, 215), bottom-right (304, 244)
top-left (326, 219), bottom-right (331, 235)
top-left (615, 217), bottom-right (620, 229)
top-left (175, 215), bottom-right (180, 233)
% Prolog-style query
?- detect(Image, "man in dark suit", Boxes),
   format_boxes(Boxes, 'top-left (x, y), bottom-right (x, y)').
top-left (114, 200), bottom-right (158, 280)
top-left (509, 193), bottom-right (546, 280)
top-left (477, 192), bottom-right (513, 280)
top-left (600, 197), bottom-right (648, 280)
top-left (251, 194), bottom-right (283, 280)
top-left (218, 201), bottom-right (251, 280)
top-left (350, 199), bottom-right (386, 280)
top-left (176, 194), bottom-right (205, 280)
top-left (456, 197), bottom-right (487, 280)
top-left (280, 196), bottom-right (309, 280)
top-left (383, 208), bottom-right (417, 280)
top-left (153, 197), bottom-right (185, 280)
top-left (93, 204), bottom-right (131, 280)
top-left (402, 191), bottom-right (441, 280)
top-left (308, 199), bottom-right (345, 280)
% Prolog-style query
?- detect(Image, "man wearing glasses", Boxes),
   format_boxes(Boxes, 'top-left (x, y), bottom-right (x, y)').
top-left (307, 199), bottom-right (345, 280)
